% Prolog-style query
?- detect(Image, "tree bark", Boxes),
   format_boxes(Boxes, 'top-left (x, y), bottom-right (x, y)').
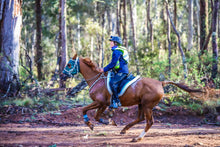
top-left (196, 0), bottom-right (200, 51)
top-left (0, 0), bottom-right (22, 95)
top-left (167, 9), bottom-right (171, 78)
top-left (199, 0), bottom-right (208, 55)
top-left (116, 0), bottom-right (121, 37)
top-left (166, 3), bottom-right (188, 78)
top-left (100, 10), bottom-right (105, 67)
top-left (173, 0), bottom-right (178, 51)
top-left (59, 0), bottom-right (67, 88)
top-left (123, 0), bottom-right (127, 47)
top-left (187, 0), bottom-right (193, 51)
top-left (173, 0), bottom-right (177, 28)
top-left (35, 0), bottom-right (43, 80)
top-left (147, 0), bottom-right (154, 50)
top-left (211, 0), bottom-right (219, 79)
top-left (77, 12), bottom-right (81, 51)
top-left (128, 0), bottom-right (139, 74)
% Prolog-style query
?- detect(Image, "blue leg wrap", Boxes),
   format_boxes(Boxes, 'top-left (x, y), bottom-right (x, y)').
top-left (83, 114), bottom-right (89, 122)
top-left (99, 118), bottom-right (104, 123)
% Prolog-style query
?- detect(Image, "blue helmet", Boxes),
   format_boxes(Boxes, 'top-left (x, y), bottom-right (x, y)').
top-left (109, 36), bottom-right (122, 45)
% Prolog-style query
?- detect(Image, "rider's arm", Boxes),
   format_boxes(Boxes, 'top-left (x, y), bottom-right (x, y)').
top-left (103, 50), bottom-right (122, 72)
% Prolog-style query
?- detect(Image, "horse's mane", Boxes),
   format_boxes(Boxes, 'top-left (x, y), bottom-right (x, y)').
top-left (82, 57), bottom-right (99, 71)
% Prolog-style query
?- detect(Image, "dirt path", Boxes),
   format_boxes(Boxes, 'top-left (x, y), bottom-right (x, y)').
top-left (0, 123), bottom-right (220, 147)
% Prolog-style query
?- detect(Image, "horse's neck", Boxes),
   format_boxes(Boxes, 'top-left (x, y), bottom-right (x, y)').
top-left (79, 58), bottom-right (100, 87)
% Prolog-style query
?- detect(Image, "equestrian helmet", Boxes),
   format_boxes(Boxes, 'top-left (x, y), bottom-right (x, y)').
top-left (109, 36), bottom-right (123, 45)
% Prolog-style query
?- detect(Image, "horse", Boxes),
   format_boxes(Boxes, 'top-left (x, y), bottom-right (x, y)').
top-left (61, 54), bottom-right (203, 142)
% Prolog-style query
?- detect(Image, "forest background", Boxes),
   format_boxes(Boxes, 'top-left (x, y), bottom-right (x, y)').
top-left (0, 0), bottom-right (219, 113)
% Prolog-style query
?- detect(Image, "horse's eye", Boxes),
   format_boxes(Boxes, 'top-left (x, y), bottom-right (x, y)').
top-left (67, 63), bottom-right (71, 68)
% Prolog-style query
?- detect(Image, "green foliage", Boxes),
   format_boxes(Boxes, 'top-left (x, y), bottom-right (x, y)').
top-left (15, 0), bottom-right (220, 115)
top-left (187, 102), bottom-right (203, 114)
top-left (13, 97), bottom-right (34, 107)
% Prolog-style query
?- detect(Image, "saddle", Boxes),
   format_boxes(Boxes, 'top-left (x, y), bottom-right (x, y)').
top-left (107, 72), bottom-right (141, 97)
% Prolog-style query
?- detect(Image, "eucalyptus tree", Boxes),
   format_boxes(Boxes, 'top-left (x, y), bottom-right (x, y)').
top-left (211, 0), bottom-right (219, 80)
top-left (35, 0), bottom-right (43, 80)
top-left (0, 0), bottom-right (22, 95)
top-left (187, 0), bottom-right (193, 51)
top-left (128, 0), bottom-right (139, 74)
top-left (199, 0), bottom-right (208, 55)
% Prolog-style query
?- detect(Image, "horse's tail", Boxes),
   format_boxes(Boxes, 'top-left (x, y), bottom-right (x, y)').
top-left (162, 81), bottom-right (203, 93)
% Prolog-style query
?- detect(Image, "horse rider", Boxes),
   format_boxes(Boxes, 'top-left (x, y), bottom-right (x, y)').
top-left (99, 36), bottom-right (129, 109)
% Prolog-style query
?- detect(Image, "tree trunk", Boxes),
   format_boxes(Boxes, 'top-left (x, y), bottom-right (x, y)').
top-left (35, 0), bottom-right (43, 80)
top-left (166, 3), bottom-right (188, 78)
top-left (90, 37), bottom-right (94, 60)
top-left (173, 0), bottom-right (178, 52)
top-left (100, 10), bottom-right (105, 67)
top-left (187, 0), bottom-right (193, 51)
top-left (147, 0), bottom-right (154, 50)
top-left (0, 0), bottom-right (22, 95)
top-left (167, 9), bottom-right (171, 78)
top-left (211, 0), bottom-right (219, 79)
top-left (123, 0), bottom-right (127, 47)
top-left (173, 0), bottom-right (177, 28)
top-left (59, 0), bottom-right (67, 88)
top-left (218, 8), bottom-right (220, 38)
top-left (77, 12), bottom-right (81, 52)
top-left (119, 0), bottom-right (123, 37)
top-left (106, 7), bottom-right (111, 34)
top-left (116, 0), bottom-right (121, 36)
top-left (196, 0), bottom-right (200, 51)
top-left (128, 0), bottom-right (139, 74)
top-left (200, 0), bottom-right (208, 55)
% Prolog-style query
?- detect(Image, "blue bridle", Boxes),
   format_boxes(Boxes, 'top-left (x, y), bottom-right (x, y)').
top-left (63, 57), bottom-right (80, 77)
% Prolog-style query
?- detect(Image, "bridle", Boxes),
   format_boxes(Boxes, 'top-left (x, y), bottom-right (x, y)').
top-left (63, 57), bottom-right (107, 92)
top-left (63, 57), bottom-right (80, 77)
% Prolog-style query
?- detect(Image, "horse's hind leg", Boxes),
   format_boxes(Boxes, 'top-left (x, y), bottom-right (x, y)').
top-left (132, 108), bottom-right (154, 142)
top-left (94, 105), bottom-right (109, 125)
top-left (82, 101), bottom-right (100, 130)
top-left (120, 104), bottom-right (145, 134)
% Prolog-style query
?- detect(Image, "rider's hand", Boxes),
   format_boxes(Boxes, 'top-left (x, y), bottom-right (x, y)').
top-left (98, 68), bottom-right (104, 73)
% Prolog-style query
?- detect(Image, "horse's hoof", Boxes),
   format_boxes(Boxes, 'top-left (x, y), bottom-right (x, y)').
top-left (89, 124), bottom-right (94, 130)
top-left (131, 137), bottom-right (142, 142)
top-left (120, 130), bottom-right (126, 134)
top-left (111, 120), bottom-right (117, 126)
top-left (99, 119), bottom-right (109, 125)
top-left (86, 121), bottom-right (94, 130)
top-left (103, 121), bottom-right (109, 125)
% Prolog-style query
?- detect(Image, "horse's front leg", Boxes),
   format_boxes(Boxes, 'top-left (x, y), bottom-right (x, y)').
top-left (82, 101), bottom-right (100, 130)
top-left (94, 105), bottom-right (109, 125)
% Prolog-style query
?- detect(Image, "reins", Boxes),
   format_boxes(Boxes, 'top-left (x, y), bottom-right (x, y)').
top-left (85, 73), bottom-right (101, 82)
top-left (87, 73), bottom-right (107, 92)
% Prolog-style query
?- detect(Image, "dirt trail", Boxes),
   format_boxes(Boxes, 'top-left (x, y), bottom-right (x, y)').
top-left (0, 123), bottom-right (220, 147)
top-left (0, 105), bottom-right (220, 146)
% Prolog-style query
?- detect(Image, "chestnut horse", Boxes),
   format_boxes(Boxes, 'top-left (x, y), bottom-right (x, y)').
top-left (61, 54), bottom-right (202, 142)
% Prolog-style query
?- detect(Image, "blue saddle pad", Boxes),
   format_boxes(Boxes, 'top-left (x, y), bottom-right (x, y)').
top-left (117, 73), bottom-right (136, 92)
top-left (107, 72), bottom-right (140, 97)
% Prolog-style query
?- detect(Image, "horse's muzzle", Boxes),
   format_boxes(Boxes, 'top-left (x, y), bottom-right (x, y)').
top-left (60, 73), bottom-right (70, 81)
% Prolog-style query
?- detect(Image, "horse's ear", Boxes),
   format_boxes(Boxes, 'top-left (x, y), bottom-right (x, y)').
top-left (73, 54), bottom-right (77, 60)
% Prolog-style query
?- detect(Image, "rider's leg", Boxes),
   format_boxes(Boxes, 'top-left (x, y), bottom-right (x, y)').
top-left (110, 73), bottom-right (127, 108)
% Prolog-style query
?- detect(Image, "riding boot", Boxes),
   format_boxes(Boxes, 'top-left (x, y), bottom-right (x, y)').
top-left (115, 96), bottom-right (121, 107)
top-left (109, 95), bottom-right (119, 109)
